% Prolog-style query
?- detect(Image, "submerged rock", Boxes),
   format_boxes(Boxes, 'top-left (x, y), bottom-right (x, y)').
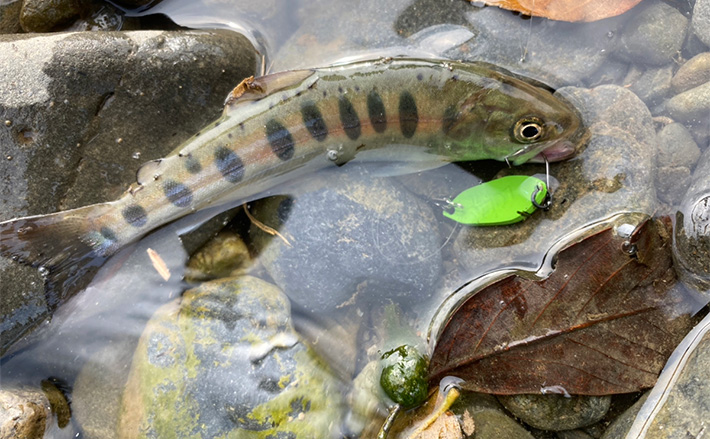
top-left (0, 381), bottom-right (71, 439)
top-left (0, 387), bottom-right (49, 439)
top-left (671, 52), bottom-right (710, 94)
top-left (692, 0), bottom-right (710, 48)
top-left (497, 394), bottom-right (611, 431)
top-left (674, 147), bottom-right (710, 297)
top-left (249, 168), bottom-right (443, 314)
top-left (655, 123), bottom-right (701, 205)
top-left (119, 276), bottom-right (343, 439)
top-left (616, 0), bottom-right (688, 66)
top-left (451, 392), bottom-right (534, 439)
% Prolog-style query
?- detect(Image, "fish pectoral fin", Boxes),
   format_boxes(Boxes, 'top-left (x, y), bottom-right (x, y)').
top-left (348, 145), bottom-right (451, 177)
top-left (0, 203), bottom-right (116, 309)
top-left (223, 69), bottom-right (316, 113)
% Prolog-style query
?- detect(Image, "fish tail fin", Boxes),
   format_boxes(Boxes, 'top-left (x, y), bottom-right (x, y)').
top-left (0, 203), bottom-right (118, 308)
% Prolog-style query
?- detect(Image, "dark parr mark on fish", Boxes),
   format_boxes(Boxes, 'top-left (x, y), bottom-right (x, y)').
top-left (184, 155), bottom-right (202, 174)
top-left (442, 105), bottom-right (459, 135)
top-left (214, 146), bottom-right (245, 183)
top-left (338, 96), bottom-right (361, 140)
top-left (367, 90), bottom-right (387, 133)
top-left (162, 179), bottom-right (193, 208)
top-left (399, 91), bottom-right (418, 138)
top-left (100, 227), bottom-right (117, 243)
top-left (122, 204), bottom-right (148, 228)
top-left (416, 73), bottom-right (424, 81)
top-left (301, 101), bottom-right (328, 142)
top-left (265, 119), bottom-right (295, 161)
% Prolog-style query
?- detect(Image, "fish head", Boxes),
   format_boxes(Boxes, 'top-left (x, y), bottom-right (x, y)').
top-left (443, 71), bottom-right (588, 166)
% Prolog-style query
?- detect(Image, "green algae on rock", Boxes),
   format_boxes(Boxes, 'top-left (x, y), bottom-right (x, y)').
top-left (119, 276), bottom-right (343, 439)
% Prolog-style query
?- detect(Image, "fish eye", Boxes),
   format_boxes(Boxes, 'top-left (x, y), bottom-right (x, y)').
top-left (513, 117), bottom-right (544, 143)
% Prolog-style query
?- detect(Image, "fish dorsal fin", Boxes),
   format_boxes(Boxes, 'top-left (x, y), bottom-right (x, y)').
top-left (223, 69), bottom-right (316, 113)
top-left (136, 159), bottom-right (164, 185)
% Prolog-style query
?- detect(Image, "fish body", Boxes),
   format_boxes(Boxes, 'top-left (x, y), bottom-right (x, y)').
top-left (0, 58), bottom-right (585, 304)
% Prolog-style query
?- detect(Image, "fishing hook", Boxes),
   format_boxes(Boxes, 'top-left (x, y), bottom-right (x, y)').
top-left (531, 153), bottom-right (552, 210)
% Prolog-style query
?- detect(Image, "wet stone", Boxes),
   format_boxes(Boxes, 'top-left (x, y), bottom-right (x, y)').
top-left (599, 393), bottom-right (648, 439)
top-left (655, 123), bottom-right (700, 205)
top-left (692, 0), bottom-right (710, 48)
top-left (20, 0), bottom-right (87, 32)
top-left (624, 64), bottom-right (674, 106)
top-left (248, 168), bottom-right (443, 314)
top-left (451, 392), bottom-right (534, 439)
top-left (667, 80), bottom-right (710, 127)
top-left (556, 430), bottom-right (594, 439)
top-left (616, 0), bottom-right (688, 66)
top-left (0, 0), bottom-right (21, 33)
top-left (671, 52), bottom-right (710, 94)
top-left (498, 394), bottom-right (611, 432)
top-left (674, 147), bottom-right (710, 296)
top-left (119, 276), bottom-right (343, 438)
top-left (184, 231), bottom-right (252, 282)
top-left (0, 387), bottom-right (50, 439)
top-left (657, 123), bottom-right (702, 169)
top-left (657, 166), bottom-right (692, 206)
top-left (602, 323), bottom-right (710, 439)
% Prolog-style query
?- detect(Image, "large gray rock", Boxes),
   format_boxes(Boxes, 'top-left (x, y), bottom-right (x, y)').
top-left (249, 168), bottom-right (443, 315)
top-left (0, 30), bottom-right (257, 355)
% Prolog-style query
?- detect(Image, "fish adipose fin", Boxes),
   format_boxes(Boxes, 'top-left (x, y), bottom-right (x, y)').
top-left (0, 203), bottom-right (116, 308)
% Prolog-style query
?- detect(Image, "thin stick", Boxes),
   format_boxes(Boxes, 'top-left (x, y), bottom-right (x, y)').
top-left (243, 204), bottom-right (293, 247)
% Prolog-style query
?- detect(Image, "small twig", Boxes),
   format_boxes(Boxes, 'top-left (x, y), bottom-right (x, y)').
top-left (243, 204), bottom-right (293, 247)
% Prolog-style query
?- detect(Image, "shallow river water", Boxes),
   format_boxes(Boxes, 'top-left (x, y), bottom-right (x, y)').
top-left (1, 0), bottom-right (710, 438)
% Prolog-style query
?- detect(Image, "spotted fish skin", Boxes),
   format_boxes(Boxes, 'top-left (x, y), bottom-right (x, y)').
top-left (0, 58), bottom-right (585, 304)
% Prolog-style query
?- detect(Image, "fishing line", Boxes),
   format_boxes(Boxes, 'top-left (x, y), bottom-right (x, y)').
top-left (520, 1), bottom-right (535, 63)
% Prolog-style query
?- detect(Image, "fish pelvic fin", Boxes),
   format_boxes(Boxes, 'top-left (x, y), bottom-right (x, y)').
top-left (0, 203), bottom-right (118, 308)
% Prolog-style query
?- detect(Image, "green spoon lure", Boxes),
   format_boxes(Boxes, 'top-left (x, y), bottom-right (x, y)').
top-left (443, 175), bottom-right (549, 226)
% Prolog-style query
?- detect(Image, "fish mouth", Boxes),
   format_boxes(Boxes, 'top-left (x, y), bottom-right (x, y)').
top-left (529, 139), bottom-right (577, 163)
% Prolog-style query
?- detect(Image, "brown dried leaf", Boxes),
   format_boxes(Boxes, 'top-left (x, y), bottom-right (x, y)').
top-left (430, 218), bottom-right (691, 395)
top-left (472, 0), bottom-right (645, 22)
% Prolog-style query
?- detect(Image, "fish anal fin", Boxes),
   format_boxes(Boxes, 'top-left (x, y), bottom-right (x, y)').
top-left (0, 203), bottom-right (117, 308)
top-left (223, 69), bottom-right (316, 113)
